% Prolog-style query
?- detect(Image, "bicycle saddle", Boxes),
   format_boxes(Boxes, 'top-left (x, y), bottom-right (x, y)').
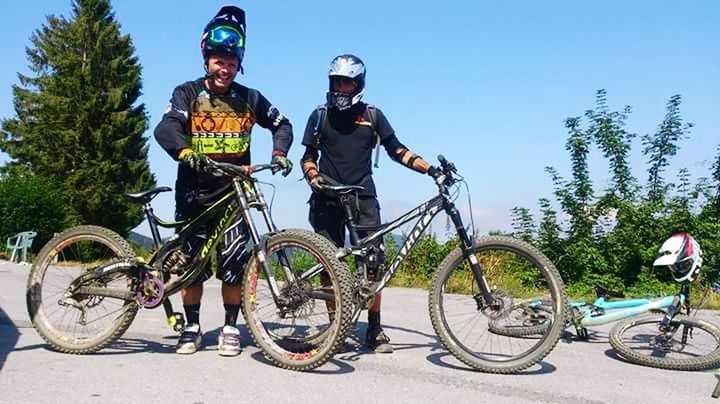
top-left (595, 285), bottom-right (625, 299)
top-left (323, 184), bottom-right (366, 195)
top-left (124, 186), bottom-right (172, 204)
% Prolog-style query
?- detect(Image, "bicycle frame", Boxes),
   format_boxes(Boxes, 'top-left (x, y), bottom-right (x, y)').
top-left (573, 284), bottom-right (691, 329)
top-left (76, 163), bottom-right (296, 325)
top-left (326, 169), bottom-right (496, 310)
top-left (578, 295), bottom-right (684, 327)
top-left (145, 172), bottom-right (293, 300)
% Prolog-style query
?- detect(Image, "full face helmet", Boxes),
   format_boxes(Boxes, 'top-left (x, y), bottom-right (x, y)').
top-left (326, 54), bottom-right (366, 110)
top-left (653, 233), bottom-right (703, 283)
top-left (200, 6), bottom-right (246, 68)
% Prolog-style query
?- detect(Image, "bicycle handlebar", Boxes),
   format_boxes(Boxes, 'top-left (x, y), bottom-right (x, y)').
top-left (207, 159), bottom-right (280, 178)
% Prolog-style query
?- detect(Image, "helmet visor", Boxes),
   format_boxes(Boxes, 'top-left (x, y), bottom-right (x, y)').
top-left (207, 25), bottom-right (245, 49)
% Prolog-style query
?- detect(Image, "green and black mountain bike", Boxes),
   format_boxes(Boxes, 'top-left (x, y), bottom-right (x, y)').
top-left (26, 160), bottom-right (354, 371)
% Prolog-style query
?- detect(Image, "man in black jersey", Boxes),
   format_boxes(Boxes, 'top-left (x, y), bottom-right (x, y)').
top-left (154, 6), bottom-right (293, 356)
top-left (300, 54), bottom-right (441, 353)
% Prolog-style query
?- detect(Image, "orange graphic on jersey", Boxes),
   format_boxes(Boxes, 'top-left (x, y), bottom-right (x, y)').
top-left (191, 111), bottom-right (255, 134)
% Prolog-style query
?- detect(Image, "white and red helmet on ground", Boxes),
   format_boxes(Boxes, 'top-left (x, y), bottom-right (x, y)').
top-left (653, 233), bottom-right (703, 283)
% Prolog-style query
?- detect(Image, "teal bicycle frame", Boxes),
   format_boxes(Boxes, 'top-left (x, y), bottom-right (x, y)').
top-left (568, 284), bottom-right (690, 338)
top-left (576, 295), bottom-right (684, 327)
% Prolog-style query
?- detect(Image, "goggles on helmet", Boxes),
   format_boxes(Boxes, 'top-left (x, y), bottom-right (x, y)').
top-left (207, 25), bottom-right (245, 50)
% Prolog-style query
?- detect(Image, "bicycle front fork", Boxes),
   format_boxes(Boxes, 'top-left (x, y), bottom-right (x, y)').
top-left (446, 204), bottom-right (496, 309)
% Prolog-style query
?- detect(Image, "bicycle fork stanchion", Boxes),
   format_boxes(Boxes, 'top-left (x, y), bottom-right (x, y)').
top-left (252, 180), bottom-right (298, 287)
top-left (445, 195), bottom-right (495, 307)
top-left (233, 178), bottom-right (287, 306)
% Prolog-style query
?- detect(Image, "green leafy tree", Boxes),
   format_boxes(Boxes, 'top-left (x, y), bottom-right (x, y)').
top-left (536, 198), bottom-right (563, 263)
top-left (510, 206), bottom-right (535, 243)
top-left (711, 145), bottom-right (720, 210)
top-left (0, 174), bottom-right (68, 250)
top-left (643, 95), bottom-right (692, 202)
top-left (585, 89), bottom-right (638, 201)
top-left (0, 0), bottom-right (155, 236)
top-left (564, 116), bottom-right (595, 241)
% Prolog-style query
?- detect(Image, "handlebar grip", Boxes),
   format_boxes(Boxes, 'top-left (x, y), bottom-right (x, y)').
top-left (438, 154), bottom-right (447, 165)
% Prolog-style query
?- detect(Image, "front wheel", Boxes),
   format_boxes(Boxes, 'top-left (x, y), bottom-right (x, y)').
top-left (429, 235), bottom-right (567, 373)
top-left (609, 313), bottom-right (720, 371)
top-left (241, 229), bottom-right (354, 371)
top-left (26, 225), bottom-right (139, 354)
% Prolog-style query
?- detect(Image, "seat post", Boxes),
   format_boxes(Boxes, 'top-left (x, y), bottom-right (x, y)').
top-left (142, 203), bottom-right (163, 249)
top-left (340, 194), bottom-right (362, 245)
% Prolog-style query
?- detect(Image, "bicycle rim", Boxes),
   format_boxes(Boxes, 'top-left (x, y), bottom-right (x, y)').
top-left (430, 235), bottom-right (566, 373)
top-left (27, 226), bottom-right (138, 353)
top-left (609, 313), bottom-right (720, 371)
top-left (242, 230), bottom-right (353, 371)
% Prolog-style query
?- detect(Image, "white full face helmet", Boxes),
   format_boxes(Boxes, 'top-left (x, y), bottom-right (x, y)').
top-left (326, 54), bottom-right (366, 110)
top-left (653, 233), bottom-right (703, 283)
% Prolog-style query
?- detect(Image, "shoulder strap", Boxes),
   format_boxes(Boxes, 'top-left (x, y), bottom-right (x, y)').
top-left (312, 104), bottom-right (327, 148)
top-left (366, 104), bottom-right (381, 168)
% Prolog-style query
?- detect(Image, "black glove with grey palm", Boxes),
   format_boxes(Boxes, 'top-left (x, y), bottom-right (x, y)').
top-left (271, 154), bottom-right (293, 177)
top-left (181, 150), bottom-right (211, 172)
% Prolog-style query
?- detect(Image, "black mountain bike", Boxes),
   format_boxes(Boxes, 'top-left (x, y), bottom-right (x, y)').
top-left (26, 160), bottom-right (354, 371)
top-left (318, 155), bottom-right (568, 373)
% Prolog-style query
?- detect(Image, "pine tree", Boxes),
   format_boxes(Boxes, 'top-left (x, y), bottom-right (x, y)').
top-left (1, 0), bottom-right (155, 235)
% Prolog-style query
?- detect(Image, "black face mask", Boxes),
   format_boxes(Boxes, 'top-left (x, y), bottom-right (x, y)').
top-left (326, 91), bottom-right (354, 110)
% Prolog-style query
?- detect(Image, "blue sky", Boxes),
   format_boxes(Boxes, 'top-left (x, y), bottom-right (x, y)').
top-left (1, 1), bottom-right (719, 238)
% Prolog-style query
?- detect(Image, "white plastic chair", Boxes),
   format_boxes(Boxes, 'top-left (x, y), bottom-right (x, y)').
top-left (6, 231), bottom-right (37, 264)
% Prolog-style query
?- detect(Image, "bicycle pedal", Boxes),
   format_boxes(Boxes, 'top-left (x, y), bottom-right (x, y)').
top-left (168, 312), bottom-right (185, 332)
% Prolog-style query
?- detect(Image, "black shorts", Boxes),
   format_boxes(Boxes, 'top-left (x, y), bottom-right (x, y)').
top-left (176, 206), bottom-right (250, 286)
top-left (308, 193), bottom-right (381, 247)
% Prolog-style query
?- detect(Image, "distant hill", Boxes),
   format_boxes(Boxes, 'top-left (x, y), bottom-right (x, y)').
top-left (128, 231), bottom-right (154, 249)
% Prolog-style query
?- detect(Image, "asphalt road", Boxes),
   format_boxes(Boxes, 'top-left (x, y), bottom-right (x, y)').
top-left (1, 260), bottom-right (718, 403)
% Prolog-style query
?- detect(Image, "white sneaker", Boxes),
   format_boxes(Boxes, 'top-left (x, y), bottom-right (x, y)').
top-left (176, 323), bottom-right (202, 355)
top-left (218, 325), bottom-right (242, 357)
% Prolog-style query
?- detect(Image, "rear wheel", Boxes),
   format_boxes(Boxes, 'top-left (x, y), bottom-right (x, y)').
top-left (609, 313), bottom-right (720, 371)
top-left (242, 229), bottom-right (353, 371)
top-left (429, 235), bottom-right (567, 373)
top-left (26, 225), bottom-right (139, 354)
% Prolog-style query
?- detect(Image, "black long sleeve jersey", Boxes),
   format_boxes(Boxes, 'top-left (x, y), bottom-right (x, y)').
top-left (155, 78), bottom-right (292, 209)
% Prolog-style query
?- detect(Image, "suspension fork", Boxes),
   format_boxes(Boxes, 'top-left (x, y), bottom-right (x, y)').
top-left (445, 199), bottom-right (495, 307)
top-left (233, 179), bottom-right (287, 305)
top-left (249, 180), bottom-right (299, 288)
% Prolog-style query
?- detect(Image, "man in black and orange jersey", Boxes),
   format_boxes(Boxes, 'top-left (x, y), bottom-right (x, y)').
top-left (154, 6), bottom-right (293, 356)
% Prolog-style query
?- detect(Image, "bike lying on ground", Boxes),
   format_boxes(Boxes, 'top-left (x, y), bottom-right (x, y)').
top-left (489, 282), bottom-right (720, 371)
top-left (314, 155), bottom-right (568, 373)
top-left (26, 160), bottom-right (353, 371)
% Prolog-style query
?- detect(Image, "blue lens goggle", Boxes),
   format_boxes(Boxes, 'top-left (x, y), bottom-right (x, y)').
top-left (208, 25), bottom-right (244, 49)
